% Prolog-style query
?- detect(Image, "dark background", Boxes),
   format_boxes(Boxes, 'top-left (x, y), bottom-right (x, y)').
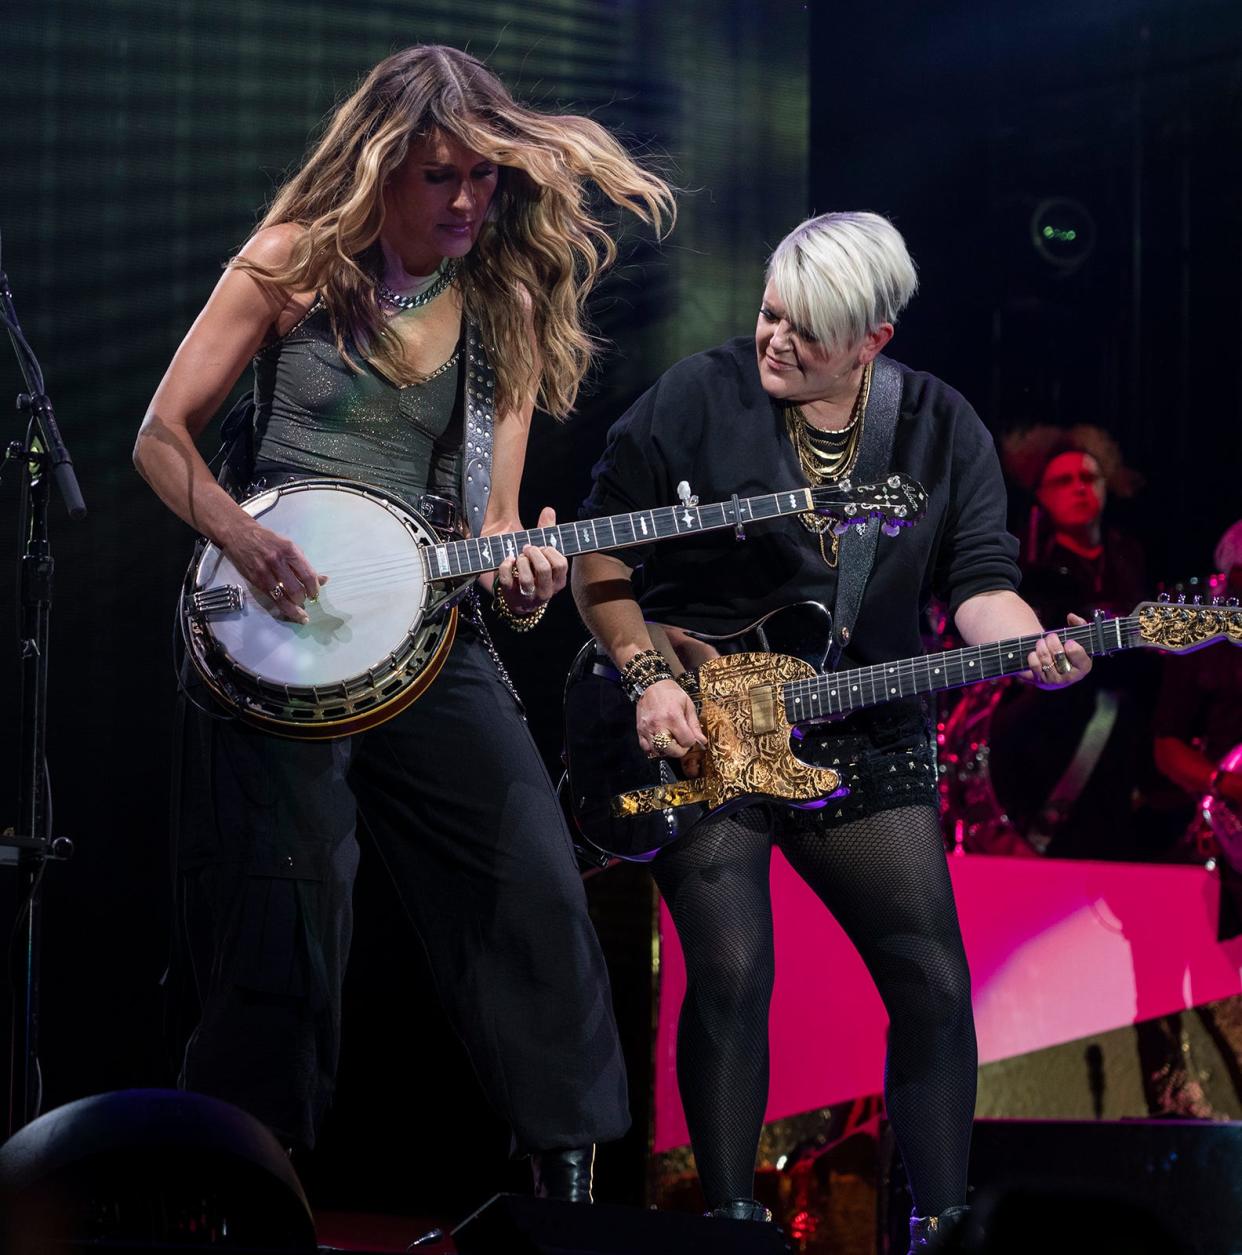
top-left (1, 0), bottom-right (1240, 1223)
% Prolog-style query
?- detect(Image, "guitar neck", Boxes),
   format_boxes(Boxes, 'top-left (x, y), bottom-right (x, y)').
top-left (782, 615), bottom-right (1144, 725)
top-left (423, 487), bottom-right (822, 581)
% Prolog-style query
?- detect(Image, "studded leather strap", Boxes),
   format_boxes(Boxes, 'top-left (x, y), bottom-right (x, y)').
top-left (462, 321), bottom-right (497, 538)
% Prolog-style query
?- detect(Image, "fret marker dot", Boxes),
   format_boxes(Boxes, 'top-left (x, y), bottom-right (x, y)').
top-left (969, 661), bottom-right (975, 667)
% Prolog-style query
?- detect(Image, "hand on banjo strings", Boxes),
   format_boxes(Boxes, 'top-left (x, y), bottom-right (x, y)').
top-left (636, 680), bottom-right (706, 760)
top-left (227, 520), bottom-right (328, 625)
top-left (494, 505), bottom-right (568, 615)
top-left (1023, 612), bottom-right (1093, 690)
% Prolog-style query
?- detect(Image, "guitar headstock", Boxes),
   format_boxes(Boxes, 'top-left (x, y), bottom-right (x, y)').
top-left (1133, 597), bottom-right (1242, 652)
top-left (810, 474), bottom-right (929, 537)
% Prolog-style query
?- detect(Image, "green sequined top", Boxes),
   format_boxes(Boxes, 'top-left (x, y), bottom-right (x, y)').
top-left (251, 300), bottom-right (463, 510)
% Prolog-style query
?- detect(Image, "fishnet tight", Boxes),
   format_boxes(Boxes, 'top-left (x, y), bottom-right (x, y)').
top-left (652, 803), bottom-right (976, 1214)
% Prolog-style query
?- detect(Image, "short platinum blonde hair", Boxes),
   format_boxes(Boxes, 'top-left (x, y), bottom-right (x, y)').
top-left (766, 211), bottom-right (918, 349)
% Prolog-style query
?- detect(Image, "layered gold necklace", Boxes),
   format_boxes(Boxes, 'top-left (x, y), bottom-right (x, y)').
top-left (784, 360), bottom-right (873, 568)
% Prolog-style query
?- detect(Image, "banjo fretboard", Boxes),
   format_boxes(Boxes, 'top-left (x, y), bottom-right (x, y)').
top-left (422, 479), bottom-right (925, 581)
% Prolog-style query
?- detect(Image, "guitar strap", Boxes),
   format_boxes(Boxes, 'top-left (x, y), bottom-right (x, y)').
top-left (462, 321), bottom-right (497, 538)
top-left (828, 354), bottom-right (904, 669)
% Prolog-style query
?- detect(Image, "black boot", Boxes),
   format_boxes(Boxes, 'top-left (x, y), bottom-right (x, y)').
top-left (531, 1145), bottom-right (594, 1203)
top-left (706, 1198), bottom-right (773, 1222)
top-left (908, 1203), bottom-right (970, 1253)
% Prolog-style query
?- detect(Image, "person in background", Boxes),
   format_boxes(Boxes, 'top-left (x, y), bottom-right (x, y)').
top-left (993, 424), bottom-right (1162, 857)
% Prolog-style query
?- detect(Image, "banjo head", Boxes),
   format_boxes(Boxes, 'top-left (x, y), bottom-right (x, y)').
top-left (184, 479), bottom-right (453, 737)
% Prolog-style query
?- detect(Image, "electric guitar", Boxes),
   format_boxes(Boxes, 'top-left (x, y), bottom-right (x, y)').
top-left (563, 597), bottom-right (1242, 861)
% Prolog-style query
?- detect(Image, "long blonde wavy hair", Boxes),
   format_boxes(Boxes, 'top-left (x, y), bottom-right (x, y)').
top-left (233, 45), bottom-right (675, 419)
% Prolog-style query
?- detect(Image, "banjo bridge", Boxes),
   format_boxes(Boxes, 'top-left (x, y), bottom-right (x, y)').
top-left (190, 585), bottom-right (245, 616)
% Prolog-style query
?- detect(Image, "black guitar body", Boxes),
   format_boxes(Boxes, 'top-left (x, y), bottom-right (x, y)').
top-left (562, 602), bottom-right (835, 862)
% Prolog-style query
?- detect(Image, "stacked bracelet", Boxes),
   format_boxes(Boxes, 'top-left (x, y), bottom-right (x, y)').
top-left (619, 648), bottom-right (674, 702)
top-left (492, 584), bottom-right (547, 632)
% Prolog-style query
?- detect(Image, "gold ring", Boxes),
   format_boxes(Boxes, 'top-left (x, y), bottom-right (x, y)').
top-left (270, 582), bottom-right (286, 601)
top-left (652, 730), bottom-right (673, 751)
top-left (1054, 651), bottom-right (1072, 675)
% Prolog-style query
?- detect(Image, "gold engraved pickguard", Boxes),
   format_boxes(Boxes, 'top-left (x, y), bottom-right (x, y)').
top-left (696, 651), bottom-right (841, 807)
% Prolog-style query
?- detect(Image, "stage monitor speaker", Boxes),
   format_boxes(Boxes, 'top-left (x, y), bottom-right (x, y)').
top-left (0, 1088), bottom-right (316, 1254)
top-left (882, 1117), bottom-right (1242, 1255)
top-left (453, 1194), bottom-right (792, 1255)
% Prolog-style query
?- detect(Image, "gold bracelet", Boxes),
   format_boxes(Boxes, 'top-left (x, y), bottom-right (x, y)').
top-left (492, 584), bottom-right (547, 632)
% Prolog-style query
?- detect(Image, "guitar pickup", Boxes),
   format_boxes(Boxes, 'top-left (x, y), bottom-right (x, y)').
top-left (749, 684), bottom-right (778, 735)
top-left (189, 585), bottom-right (245, 616)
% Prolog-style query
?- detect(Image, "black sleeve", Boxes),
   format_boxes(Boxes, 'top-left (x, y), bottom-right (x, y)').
top-left (931, 399), bottom-right (1022, 616)
top-left (579, 358), bottom-right (707, 568)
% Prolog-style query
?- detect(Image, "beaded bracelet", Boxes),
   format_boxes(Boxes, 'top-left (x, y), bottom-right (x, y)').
top-left (492, 584), bottom-right (547, 633)
top-left (619, 648), bottom-right (674, 702)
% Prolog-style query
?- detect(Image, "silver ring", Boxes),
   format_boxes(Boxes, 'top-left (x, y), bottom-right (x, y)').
top-left (269, 581), bottom-right (286, 601)
top-left (519, 584), bottom-right (535, 598)
top-left (1040, 662), bottom-right (1053, 675)
top-left (1054, 651), bottom-right (1072, 675)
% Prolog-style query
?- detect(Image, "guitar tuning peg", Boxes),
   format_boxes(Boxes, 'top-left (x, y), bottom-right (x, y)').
top-left (881, 521), bottom-right (902, 538)
top-left (1177, 593), bottom-right (1187, 604)
top-left (1192, 595), bottom-right (1203, 605)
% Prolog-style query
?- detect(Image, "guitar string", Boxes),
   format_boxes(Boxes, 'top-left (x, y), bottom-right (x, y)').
top-left (238, 489), bottom-right (909, 595)
top-left (669, 622), bottom-right (1121, 723)
top-left (781, 619), bottom-right (1132, 708)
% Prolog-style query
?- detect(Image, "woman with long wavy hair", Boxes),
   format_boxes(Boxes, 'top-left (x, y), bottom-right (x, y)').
top-left (134, 44), bottom-right (673, 1200)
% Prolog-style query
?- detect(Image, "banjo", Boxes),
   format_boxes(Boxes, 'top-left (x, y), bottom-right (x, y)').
top-left (181, 473), bottom-right (927, 739)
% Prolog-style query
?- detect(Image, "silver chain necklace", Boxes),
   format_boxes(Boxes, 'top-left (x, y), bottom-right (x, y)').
top-left (376, 258), bottom-right (459, 310)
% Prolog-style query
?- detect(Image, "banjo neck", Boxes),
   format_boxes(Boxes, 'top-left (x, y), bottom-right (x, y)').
top-left (420, 476), bottom-right (926, 582)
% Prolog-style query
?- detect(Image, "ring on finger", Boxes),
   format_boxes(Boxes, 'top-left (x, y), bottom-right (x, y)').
top-left (269, 581), bottom-right (286, 601)
top-left (1053, 651), bottom-right (1072, 675)
top-left (519, 584), bottom-right (535, 598)
top-left (652, 730), bottom-right (673, 751)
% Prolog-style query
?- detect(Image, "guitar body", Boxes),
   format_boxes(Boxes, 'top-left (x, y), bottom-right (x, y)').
top-left (564, 603), bottom-right (846, 861)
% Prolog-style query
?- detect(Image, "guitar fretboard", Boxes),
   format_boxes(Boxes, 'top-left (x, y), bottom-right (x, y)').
top-left (421, 484), bottom-right (905, 581)
top-left (783, 616), bottom-right (1140, 723)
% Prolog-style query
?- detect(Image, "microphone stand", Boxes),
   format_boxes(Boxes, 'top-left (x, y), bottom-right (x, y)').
top-left (0, 232), bottom-right (85, 1136)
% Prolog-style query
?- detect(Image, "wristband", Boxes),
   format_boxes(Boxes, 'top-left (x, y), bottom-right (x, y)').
top-left (619, 649), bottom-right (674, 702)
